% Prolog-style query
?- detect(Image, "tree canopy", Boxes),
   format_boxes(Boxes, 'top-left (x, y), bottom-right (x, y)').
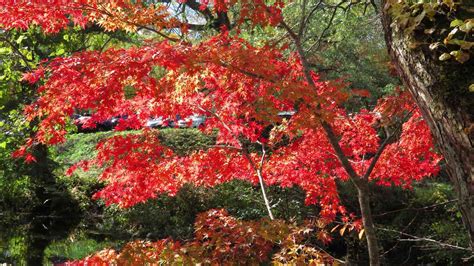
top-left (1, 1), bottom-right (470, 265)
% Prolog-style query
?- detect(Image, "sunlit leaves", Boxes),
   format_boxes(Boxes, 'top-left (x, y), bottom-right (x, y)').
top-left (4, 1), bottom-right (442, 248)
top-left (0, 0), bottom-right (285, 35)
top-left (0, 1), bottom-right (87, 34)
top-left (14, 27), bottom-right (441, 222)
top-left (387, 1), bottom-right (473, 64)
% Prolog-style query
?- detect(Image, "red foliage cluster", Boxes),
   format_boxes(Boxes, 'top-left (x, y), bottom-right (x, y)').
top-left (0, 1), bottom-right (88, 33)
top-left (0, 0), bottom-right (284, 33)
top-left (10, 30), bottom-right (440, 221)
top-left (4, 0), bottom-right (441, 226)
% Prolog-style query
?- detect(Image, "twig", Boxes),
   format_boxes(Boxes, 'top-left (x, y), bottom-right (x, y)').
top-left (373, 199), bottom-right (458, 217)
top-left (382, 214), bottom-right (419, 256)
top-left (256, 142), bottom-right (274, 220)
top-left (208, 144), bottom-right (242, 151)
top-left (303, 0), bottom-right (324, 28)
top-left (298, 0), bottom-right (308, 37)
top-left (377, 227), bottom-right (471, 252)
top-left (308, 0), bottom-right (348, 53)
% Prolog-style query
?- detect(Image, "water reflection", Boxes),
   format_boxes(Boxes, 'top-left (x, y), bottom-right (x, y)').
top-left (1, 145), bottom-right (81, 265)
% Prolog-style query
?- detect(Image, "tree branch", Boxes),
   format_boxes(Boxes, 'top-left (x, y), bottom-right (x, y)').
top-left (0, 34), bottom-right (33, 71)
top-left (298, 0), bottom-right (309, 37)
top-left (303, 0), bottom-right (324, 28)
top-left (255, 142), bottom-right (274, 220)
top-left (197, 105), bottom-right (275, 220)
top-left (280, 19), bottom-right (360, 183)
top-left (321, 121), bottom-right (360, 180)
top-left (307, 0), bottom-right (347, 53)
top-left (361, 108), bottom-right (415, 180)
top-left (373, 199), bottom-right (458, 217)
top-left (208, 144), bottom-right (242, 151)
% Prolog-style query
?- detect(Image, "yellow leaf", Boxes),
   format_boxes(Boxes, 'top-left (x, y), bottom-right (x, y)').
top-left (358, 229), bottom-right (365, 240)
top-left (469, 84), bottom-right (474, 92)
top-left (339, 225), bottom-right (347, 236)
top-left (439, 53), bottom-right (451, 61)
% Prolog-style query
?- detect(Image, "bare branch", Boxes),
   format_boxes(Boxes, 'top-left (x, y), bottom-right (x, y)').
top-left (373, 199), bottom-right (458, 217)
top-left (208, 145), bottom-right (242, 151)
top-left (280, 15), bottom-right (361, 184)
top-left (255, 142), bottom-right (275, 220)
top-left (298, 0), bottom-right (308, 37)
top-left (303, 0), bottom-right (324, 27)
top-left (377, 227), bottom-right (471, 252)
top-left (307, 0), bottom-right (347, 53)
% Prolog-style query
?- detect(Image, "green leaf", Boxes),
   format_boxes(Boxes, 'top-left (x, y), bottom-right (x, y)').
top-left (15, 35), bottom-right (26, 44)
top-left (444, 28), bottom-right (459, 45)
top-left (459, 22), bottom-right (471, 33)
top-left (466, 20), bottom-right (474, 32)
top-left (50, 48), bottom-right (65, 57)
top-left (450, 19), bottom-right (463, 28)
top-left (423, 3), bottom-right (437, 19)
top-left (451, 40), bottom-right (473, 50)
top-left (0, 142), bottom-right (7, 149)
top-left (450, 50), bottom-right (470, 63)
top-left (443, 0), bottom-right (455, 9)
top-left (0, 47), bottom-right (11, 54)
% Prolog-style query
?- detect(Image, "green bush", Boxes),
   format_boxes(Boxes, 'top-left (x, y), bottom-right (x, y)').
top-left (44, 237), bottom-right (118, 264)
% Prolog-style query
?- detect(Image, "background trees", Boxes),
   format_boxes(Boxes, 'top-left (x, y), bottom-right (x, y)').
top-left (0, 28), bottom-right (83, 264)
top-left (0, 24), bottom-right (136, 264)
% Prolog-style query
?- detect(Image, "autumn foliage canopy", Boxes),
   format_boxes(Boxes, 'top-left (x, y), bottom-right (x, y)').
top-left (2, 1), bottom-right (442, 259)
top-left (2, 0), bottom-right (441, 218)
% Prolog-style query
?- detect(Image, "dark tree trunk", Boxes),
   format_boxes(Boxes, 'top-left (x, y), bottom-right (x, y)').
top-left (381, 2), bottom-right (474, 249)
top-left (356, 180), bottom-right (380, 266)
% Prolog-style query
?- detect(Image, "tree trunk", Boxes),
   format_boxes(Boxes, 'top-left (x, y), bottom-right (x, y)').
top-left (381, 2), bottom-right (474, 249)
top-left (321, 122), bottom-right (381, 264)
top-left (356, 180), bottom-right (381, 266)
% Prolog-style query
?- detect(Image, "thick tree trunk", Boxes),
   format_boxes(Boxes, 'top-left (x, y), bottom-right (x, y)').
top-left (381, 3), bottom-right (474, 249)
top-left (356, 180), bottom-right (380, 266)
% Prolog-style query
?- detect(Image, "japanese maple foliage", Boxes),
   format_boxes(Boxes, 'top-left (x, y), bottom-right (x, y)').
top-left (265, 99), bottom-right (441, 219)
top-left (0, 0), bottom-right (283, 34)
top-left (5, 0), bottom-right (441, 224)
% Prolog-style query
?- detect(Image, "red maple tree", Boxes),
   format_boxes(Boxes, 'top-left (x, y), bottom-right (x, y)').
top-left (2, 1), bottom-right (442, 264)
